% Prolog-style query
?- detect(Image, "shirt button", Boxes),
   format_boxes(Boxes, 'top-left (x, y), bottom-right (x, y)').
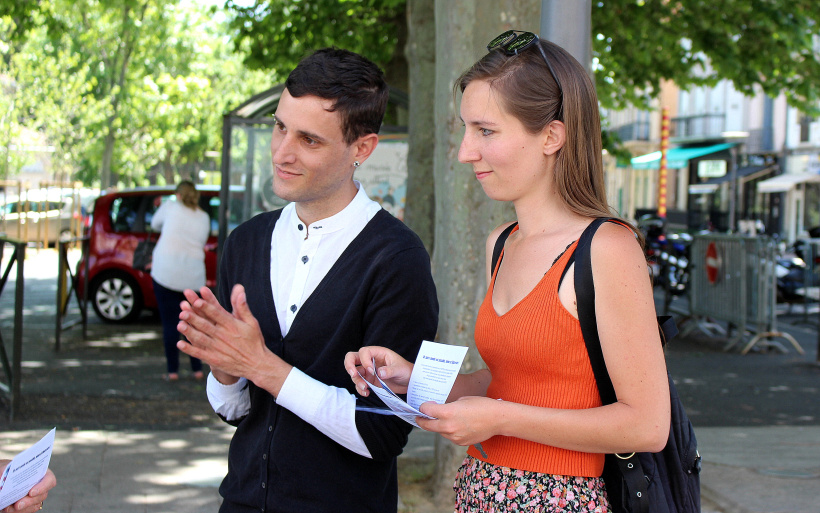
top-left (290, 304), bottom-right (297, 313)
top-left (301, 255), bottom-right (308, 264)
top-left (268, 425), bottom-right (273, 431)
top-left (297, 224), bottom-right (304, 231)
top-left (262, 453), bottom-right (267, 460)
top-left (261, 482), bottom-right (266, 489)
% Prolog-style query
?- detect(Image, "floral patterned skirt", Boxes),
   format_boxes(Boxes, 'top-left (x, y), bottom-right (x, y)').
top-left (453, 455), bottom-right (609, 513)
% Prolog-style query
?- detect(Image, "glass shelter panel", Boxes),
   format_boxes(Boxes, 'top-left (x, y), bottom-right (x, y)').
top-left (228, 124), bottom-right (283, 225)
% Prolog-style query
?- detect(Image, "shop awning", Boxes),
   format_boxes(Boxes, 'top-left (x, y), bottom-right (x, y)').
top-left (631, 143), bottom-right (737, 170)
top-left (688, 183), bottom-right (720, 194)
top-left (756, 173), bottom-right (820, 193)
top-left (687, 165), bottom-right (776, 194)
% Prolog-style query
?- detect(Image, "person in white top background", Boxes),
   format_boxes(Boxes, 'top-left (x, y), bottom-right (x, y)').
top-left (150, 180), bottom-right (211, 381)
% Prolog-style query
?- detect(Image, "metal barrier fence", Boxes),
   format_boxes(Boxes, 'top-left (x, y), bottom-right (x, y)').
top-left (686, 233), bottom-right (803, 355)
top-left (56, 237), bottom-right (90, 351)
top-left (0, 238), bottom-right (25, 420)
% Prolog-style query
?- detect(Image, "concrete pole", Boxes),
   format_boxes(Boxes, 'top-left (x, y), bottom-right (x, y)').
top-left (540, 0), bottom-right (592, 74)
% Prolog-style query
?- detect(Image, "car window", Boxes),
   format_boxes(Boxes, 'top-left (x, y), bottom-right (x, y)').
top-left (36, 201), bottom-right (65, 213)
top-left (3, 201), bottom-right (32, 216)
top-left (2, 202), bottom-right (18, 215)
top-left (110, 196), bottom-right (143, 232)
top-left (106, 191), bottom-right (224, 235)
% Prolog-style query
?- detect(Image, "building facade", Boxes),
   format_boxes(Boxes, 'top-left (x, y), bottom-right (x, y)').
top-left (607, 72), bottom-right (819, 242)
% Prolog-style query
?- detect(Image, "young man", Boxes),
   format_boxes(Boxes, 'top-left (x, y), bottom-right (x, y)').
top-left (176, 48), bottom-right (438, 512)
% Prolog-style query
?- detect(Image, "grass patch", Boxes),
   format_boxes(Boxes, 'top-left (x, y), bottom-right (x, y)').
top-left (398, 457), bottom-right (436, 512)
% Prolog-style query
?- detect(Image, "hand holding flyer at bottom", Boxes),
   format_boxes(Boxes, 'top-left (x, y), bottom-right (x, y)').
top-left (0, 428), bottom-right (56, 510)
top-left (356, 341), bottom-right (469, 429)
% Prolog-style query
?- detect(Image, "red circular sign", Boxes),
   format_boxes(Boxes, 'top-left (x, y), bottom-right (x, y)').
top-left (705, 242), bottom-right (720, 284)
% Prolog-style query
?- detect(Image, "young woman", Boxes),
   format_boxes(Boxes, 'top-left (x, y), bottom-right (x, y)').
top-left (345, 31), bottom-right (671, 512)
top-left (150, 180), bottom-right (210, 381)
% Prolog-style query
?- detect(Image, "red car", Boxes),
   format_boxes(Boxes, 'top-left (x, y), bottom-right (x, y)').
top-left (77, 186), bottom-right (225, 323)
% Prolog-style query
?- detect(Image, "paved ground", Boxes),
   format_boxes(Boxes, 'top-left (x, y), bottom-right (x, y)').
top-left (0, 248), bottom-right (818, 512)
top-left (0, 249), bottom-right (217, 432)
top-left (665, 315), bottom-right (820, 428)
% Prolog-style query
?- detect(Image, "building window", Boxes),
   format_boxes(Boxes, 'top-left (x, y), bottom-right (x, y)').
top-left (799, 114), bottom-right (813, 143)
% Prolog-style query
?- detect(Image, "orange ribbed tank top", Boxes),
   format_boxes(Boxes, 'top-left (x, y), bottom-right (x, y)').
top-left (468, 229), bottom-right (604, 477)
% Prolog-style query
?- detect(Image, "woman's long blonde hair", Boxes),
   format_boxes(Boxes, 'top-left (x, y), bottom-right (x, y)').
top-left (176, 180), bottom-right (200, 210)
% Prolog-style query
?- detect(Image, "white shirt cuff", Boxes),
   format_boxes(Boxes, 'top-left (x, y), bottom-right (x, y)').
top-left (277, 367), bottom-right (372, 458)
top-left (206, 373), bottom-right (251, 421)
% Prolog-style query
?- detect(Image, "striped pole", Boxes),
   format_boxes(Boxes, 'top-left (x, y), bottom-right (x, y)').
top-left (658, 107), bottom-right (669, 219)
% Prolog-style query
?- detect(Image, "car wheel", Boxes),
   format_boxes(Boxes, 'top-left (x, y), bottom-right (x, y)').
top-left (90, 271), bottom-right (143, 323)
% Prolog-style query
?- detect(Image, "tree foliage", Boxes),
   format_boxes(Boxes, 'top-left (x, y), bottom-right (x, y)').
top-left (2, 0), bottom-right (817, 189)
top-left (220, 1), bottom-right (820, 245)
top-left (0, 0), bottom-right (271, 187)
top-left (10, 24), bottom-right (97, 182)
top-left (225, 0), bottom-right (405, 82)
top-left (593, 0), bottom-right (820, 113)
top-left (0, 0), bottom-right (59, 46)
top-left (225, 1), bottom-right (820, 114)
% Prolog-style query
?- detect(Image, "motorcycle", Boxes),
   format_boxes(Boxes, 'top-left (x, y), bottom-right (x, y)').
top-left (637, 214), bottom-right (665, 280)
top-left (656, 232), bottom-right (692, 296)
top-left (776, 233), bottom-right (820, 304)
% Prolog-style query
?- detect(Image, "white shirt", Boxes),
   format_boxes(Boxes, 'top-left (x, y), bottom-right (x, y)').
top-left (207, 182), bottom-right (382, 458)
top-left (150, 200), bottom-right (211, 292)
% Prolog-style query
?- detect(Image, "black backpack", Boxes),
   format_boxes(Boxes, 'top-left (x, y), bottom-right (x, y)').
top-left (491, 218), bottom-right (701, 513)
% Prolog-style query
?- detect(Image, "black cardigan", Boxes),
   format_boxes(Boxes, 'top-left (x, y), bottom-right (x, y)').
top-left (216, 208), bottom-right (439, 513)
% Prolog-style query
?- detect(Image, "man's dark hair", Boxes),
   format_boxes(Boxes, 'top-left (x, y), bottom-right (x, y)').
top-left (286, 47), bottom-right (388, 145)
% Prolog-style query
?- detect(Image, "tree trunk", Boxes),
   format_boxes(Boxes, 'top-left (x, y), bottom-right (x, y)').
top-left (429, 0), bottom-right (539, 502)
top-left (99, 0), bottom-right (148, 189)
top-left (403, 0), bottom-right (436, 254)
top-left (383, 9), bottom-right (409, 94)
top-left (100, 125), bottom-right (117, 188)
top-left (162, 151), bottom-right (174, 184)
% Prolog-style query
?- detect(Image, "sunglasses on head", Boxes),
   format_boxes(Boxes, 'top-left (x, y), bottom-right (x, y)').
top-left (487, 30), bottom-right (563, 117)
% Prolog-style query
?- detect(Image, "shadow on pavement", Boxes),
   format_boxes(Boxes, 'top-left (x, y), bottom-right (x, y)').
top-left (0, 249), bottom-right (219, 431)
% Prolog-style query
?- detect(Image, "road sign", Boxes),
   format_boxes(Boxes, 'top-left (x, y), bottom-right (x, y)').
top-left (705, 242), bottom-right (720, 284)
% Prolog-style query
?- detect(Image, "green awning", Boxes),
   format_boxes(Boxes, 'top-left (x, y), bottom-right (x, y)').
top-left (630, 143), bottom-right (736, 170)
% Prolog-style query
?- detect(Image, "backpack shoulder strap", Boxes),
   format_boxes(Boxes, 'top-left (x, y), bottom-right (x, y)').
top-left (574, 217), bottom-right (618, 405)
top-left (575, 217), bottom-right (679, 400)
top-left (490, 222), bottom-right (519, 275)
top-left (577, 218), bottom-right (652, 513)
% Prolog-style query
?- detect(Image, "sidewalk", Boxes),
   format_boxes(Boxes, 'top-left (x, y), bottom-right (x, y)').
top-left (1, 428), bottom-right (232, 513)
top-left (4, 426), bottom-right (818, 513)
top-left (697, 426), bottom-right (820, 513)
top-left (0, 248), bottom-right (818, 512)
